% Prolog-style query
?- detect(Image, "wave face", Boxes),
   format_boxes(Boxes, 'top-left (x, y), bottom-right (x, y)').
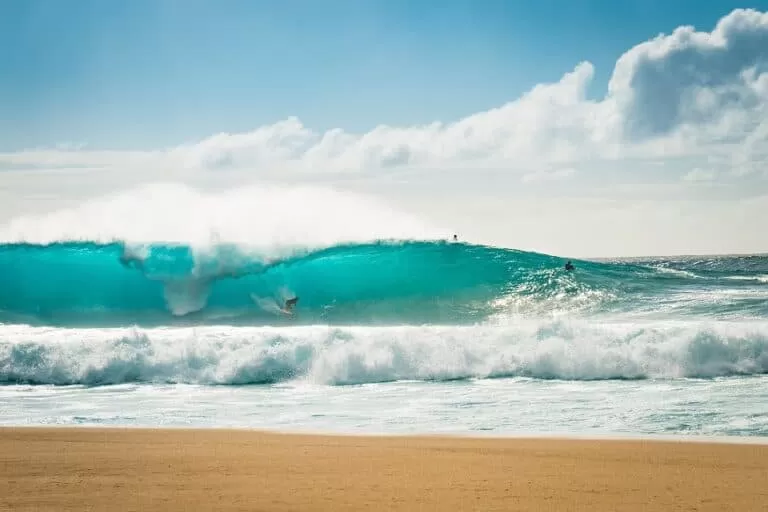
top-left (2, 241), bottom-right (768, 327)
top-left (2, 321), bottom-right (767, 386)
top-left (0, 240), bottom-right (570, 325)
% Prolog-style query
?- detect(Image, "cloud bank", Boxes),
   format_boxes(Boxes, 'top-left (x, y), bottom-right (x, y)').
top-left (4, 9), bottom-right (767, 177)
top-left (2, 8), bottom-right (768, 256)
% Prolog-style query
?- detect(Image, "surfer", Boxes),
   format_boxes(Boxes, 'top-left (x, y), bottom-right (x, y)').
top-left (564, 261), bottom-right (574, 271)
top-left (118, 250), bottom-right (144, 271)
top-left (284, 297), bottom-right (299, 314)
top-left (452, 234), bottom-right (458, 242)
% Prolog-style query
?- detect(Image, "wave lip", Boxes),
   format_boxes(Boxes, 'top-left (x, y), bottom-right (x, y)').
top-left (2, 321), bottom-right (767, 386)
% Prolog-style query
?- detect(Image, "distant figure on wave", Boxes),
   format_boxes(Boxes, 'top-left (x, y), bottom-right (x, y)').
top-left (452, 234), bottom-right (458, 242)
top-left (564, 261), bottom-right (574, 271)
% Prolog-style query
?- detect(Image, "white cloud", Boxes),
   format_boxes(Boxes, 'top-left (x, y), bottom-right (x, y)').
top-left (3, 9), bottom-right (768, 176)
top-left (2, 8), bottom-right (768, 256)
top-left (609, 9), bottom-right (768, 141)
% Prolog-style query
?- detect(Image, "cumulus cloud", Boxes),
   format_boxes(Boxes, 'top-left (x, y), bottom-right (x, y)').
top-left (609, 9), bottom-right (768, 140)
top-left (2, 8), bottom-right (767, 181)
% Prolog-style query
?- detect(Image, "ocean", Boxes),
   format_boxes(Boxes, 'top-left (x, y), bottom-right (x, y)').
top-left (1, 238), bottom-right (767, 437)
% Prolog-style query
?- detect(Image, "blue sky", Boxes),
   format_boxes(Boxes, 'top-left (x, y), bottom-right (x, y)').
top-left (2, 0), bottom-right (765, 151)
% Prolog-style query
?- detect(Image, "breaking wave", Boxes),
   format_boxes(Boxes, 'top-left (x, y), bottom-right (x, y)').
top-left (0, 239), bottom-right (627, 326)
top-left (2, 321), bottom-right (767, 386)
top-left (2, 239), bottom-right (768, 326)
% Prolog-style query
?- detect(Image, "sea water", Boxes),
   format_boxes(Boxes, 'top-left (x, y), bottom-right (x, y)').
top-left (1, 187), bottom-right (767, 437)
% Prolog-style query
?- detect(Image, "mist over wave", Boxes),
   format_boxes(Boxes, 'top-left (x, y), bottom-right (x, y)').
top-left (0, 182), bottom-right (443, 247)
top-left (2, 321), bottom-right (767, 386)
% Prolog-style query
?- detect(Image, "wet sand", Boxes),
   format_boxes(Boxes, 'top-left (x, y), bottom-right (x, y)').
top-left (1, 427), bottom-right (767, 511)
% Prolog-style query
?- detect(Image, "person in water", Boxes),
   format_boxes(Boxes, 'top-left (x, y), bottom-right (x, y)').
top-left (564, 261), bottom-right (574, 271)
top-left (284, 297), bottom-right (299, 313)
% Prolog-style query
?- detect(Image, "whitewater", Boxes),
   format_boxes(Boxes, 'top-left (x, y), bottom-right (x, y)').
top-left (1, 184), bottom-right (767, 437)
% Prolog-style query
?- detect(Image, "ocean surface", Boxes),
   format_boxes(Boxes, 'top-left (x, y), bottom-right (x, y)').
top-left (1, 238), bottom-right (767, 437)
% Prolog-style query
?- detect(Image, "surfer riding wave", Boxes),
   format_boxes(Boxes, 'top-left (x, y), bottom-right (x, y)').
top-left (283, 297), bottom-right (299, 314)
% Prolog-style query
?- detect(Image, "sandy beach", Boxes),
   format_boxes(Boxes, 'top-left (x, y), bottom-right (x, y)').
top-left (1, 428), bottom-right (766, 511)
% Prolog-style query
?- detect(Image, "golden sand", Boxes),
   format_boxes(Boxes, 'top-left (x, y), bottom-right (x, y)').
top-left (1, 427), bottom-right (766, 511)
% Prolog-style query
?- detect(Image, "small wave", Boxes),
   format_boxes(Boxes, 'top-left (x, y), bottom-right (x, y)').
top-left (724, 275), bottom-right (768, 284)
top-left (2, 320), bottom-right (767, 386)
top-left (649, 266), bottom-right (701, 279)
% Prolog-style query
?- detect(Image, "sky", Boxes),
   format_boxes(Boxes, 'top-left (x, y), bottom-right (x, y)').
top-left (2, 0), bottom-right (768, 257)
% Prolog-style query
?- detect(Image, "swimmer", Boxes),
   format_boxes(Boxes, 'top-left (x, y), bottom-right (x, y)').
top-left (564, 261), bottom-right (574, 271)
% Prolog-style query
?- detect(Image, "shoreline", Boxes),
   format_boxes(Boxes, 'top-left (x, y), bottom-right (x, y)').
top-left (5, 423), bottom-right (768, 444)
top-left (3, 427), bottom-right (768, 511)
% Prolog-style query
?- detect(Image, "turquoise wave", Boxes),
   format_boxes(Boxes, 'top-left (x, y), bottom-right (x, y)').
top-left (1, 240), bottom-right (766, 326)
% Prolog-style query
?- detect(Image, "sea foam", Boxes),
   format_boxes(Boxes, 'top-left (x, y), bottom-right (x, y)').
top-left (2, 320), bottom-right (767, 386)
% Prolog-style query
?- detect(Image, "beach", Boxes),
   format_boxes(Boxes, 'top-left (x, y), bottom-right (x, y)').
top-left (2, 428), bottom-right (767, 511)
